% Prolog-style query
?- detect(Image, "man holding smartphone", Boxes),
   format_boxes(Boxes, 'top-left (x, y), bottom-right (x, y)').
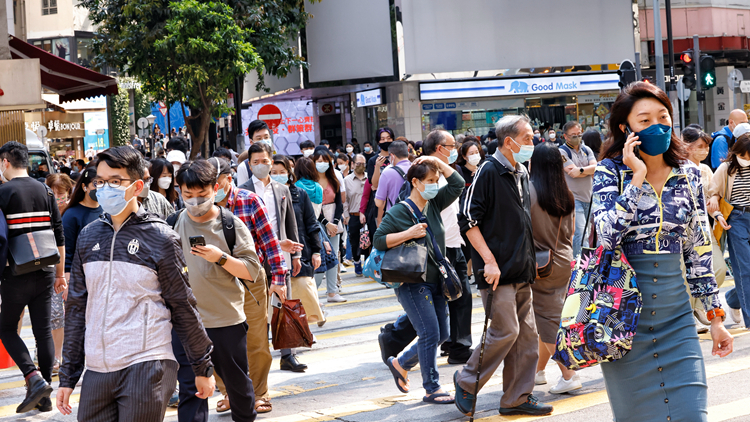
top-left (171, 159), bottom-right (262, 422)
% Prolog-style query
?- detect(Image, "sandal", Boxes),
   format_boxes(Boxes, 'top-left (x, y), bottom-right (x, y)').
top-left (216, 395), bottom-right (230, 413)
top-left (422, 393), bottom-right (455, 404)
top-left (255, 397), bottom-right (272, 414)
top-left (387, 357), bottom-right (409, 393)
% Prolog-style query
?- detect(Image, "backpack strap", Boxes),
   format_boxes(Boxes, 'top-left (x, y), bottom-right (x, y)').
top-left (165, 209), bottom-right (184, 228)
top-left (219, 206), bottom-right (236, 254)
top-left (393, 165), bottom-right (406, 180)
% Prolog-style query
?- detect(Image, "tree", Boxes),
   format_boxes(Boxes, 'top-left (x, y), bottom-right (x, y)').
top-left (79, 0), bottom-right (314, 157)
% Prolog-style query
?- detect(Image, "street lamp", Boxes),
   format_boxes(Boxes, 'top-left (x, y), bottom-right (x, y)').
top-left (146, 114), bottom-right (156, 132)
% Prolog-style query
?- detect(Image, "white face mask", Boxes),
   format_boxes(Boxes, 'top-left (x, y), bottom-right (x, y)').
top-left (158, 176), bottom-right (172, 190)
top-left (0, 160), bottom-right (8, 183)
top-left (184, 196), bottom-right (214, 217)
top-left (467, 153), bottom-right (481, 166)
top-left (738, 157), bottom-right (750, 168)
top-left (346, 146), bottom-right (353, 153)
top-left (338, 164), bottom-right (348, 173)
top-left (303, 149), bottom-right (314, 158)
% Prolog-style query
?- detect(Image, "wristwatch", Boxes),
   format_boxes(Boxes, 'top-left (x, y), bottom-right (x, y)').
top-left (579, 167), bottom-right (584, 174)
top-left (216, 253), bottom-right (228, 266)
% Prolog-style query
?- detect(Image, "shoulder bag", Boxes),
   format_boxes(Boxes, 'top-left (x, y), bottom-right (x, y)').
top-left (712, 169), bottom-right (733, 249)
top-left (7, 185), bottom-right (60, 275)
top-left (552, 165), bottom-right (641, 370)
top-left (380, 203), bottom-right (428, 284)
top-left (271, 298), bottom-right (315, 350)
top-left (402, 199), bottom-right (463, 301)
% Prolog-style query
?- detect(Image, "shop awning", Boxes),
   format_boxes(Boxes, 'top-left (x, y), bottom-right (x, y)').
top-left (8, 35), bottom-right (118, 103)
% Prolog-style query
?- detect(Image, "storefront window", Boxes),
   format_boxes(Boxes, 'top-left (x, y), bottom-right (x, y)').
top-left (77, 38), bottom-right (95, 68)
top-left (365, 106), bottom-right (389, 142)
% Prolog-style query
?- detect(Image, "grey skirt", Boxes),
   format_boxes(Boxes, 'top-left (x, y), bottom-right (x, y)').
top-left (601, 253), bottom-right (707, 422)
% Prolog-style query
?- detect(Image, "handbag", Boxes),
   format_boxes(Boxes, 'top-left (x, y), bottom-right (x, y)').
top-left (380, 201), bottom-right (428, 284)
top-left (713, 170), bottom-right (733, 249)
top-left (535, 218), bottom-right (561, 279)
top-left (314, 221), bottom-right (339, 274)
top-left (359, 227), bottom-right (371, 250)
top-left (403, 199), bottom-right (463, 301)
top-left (271, 299), bottom-right (315, 350)
top-left (7, 186), bottom-right (60, 276)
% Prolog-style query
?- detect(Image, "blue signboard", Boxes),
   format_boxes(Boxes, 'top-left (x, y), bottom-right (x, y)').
top-left (150, 102), bottom-right (191, 135)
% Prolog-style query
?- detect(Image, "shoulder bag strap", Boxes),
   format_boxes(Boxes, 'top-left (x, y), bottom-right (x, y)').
top-left (403, 198), bottom-right (445, 262)
top-left (219, 206), bottom-right (236, 254)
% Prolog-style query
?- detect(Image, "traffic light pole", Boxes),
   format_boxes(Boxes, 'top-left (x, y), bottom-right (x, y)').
top-left (653, 0), bottom-right (666, 91)
top-left (694, 35), bottom-right (704, 129)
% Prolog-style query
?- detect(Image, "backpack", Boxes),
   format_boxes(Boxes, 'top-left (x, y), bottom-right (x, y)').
top-left (709, 131), bottom-right (733, 170)
top-left (166, 206), bottom-right (252, 293)
top-left (388, 166), bottom-right (412, 207)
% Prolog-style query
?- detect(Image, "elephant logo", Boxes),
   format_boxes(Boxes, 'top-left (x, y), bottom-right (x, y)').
top-left (510, 81), bottom-right (529, 93)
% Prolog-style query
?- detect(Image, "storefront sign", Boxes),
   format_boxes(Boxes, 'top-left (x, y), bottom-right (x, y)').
top-left (356, 88), bottom-right (384, 107)
top-left (241, 101), bottom-right (316, 155)
top-left (24, 111), bottom-right (85, 138)
top-left (419, 73), bottom-right (620, 101)
top-left (577, 93), bottom-right (619, 104)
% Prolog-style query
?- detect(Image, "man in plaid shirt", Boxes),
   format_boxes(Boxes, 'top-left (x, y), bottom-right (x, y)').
top-left (211, 157), bottom-right (302, 414)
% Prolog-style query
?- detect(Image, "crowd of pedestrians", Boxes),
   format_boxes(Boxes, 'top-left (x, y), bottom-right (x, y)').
top-left (0, 80), bottom-right (743, 421)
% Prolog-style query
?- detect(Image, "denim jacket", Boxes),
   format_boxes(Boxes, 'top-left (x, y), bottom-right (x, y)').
top-left (593, 157), bottom-right (719, 310)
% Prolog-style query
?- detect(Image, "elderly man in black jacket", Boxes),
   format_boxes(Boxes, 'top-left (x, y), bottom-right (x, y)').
top-left (453, 115), bottom-right (553, 417)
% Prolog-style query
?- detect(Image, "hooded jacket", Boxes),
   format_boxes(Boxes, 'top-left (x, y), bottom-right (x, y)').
top-left (60, 207), bottom-right (213, 388)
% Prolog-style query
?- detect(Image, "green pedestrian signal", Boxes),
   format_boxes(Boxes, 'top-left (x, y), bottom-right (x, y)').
top-left (700, 55), bottom-right (716, 90)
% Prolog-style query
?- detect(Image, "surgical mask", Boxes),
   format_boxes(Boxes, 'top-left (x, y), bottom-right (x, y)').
top-left (548, 132), bottom-right (556, 140)
top-left (251, 163), bottom-right (271, 179)
top-left (173, 164), bottom-right (180, 173)
top-left (97, 185), bottom-right (132, 216)
top-left (420, 182), bottom-right (439, 200)
top-left (364, 146), bottom-right (372, 153)
top-left (158, 176), bottom-right (172, 190)
top-left (692, 148), bottom-right (709, 162)
top-left (346, 146), bottom-right (353, 153)
top-left (257, 139), bottom-right (272, 147)
top-left (88, 188), bottom-right (98, 202)
top-left (0, 161), bottom-right (7, 183)
top-left (303, 149), bottom-right (314, 158)
top-left (636, 123), bottom-right (672, 156)
top-left (567, 135), bottom-right (582, 146)
top-left (380, 142), bottom-right (392, 152)
top-left (448, 148), bottom-right (458, 164)
top-left (214, 183), bottom-right (228, 202)
top-left (467, 153), bottom-right (481, 166)
top-left (316, 162), bottom-right (330, 173)
top-left (738, 157), bottom-right (750, 168)
top-left (271, 174), bottom-right (289, 185)
top-left (184, 196), bottom-right (214, 217)
top-left (138, 183), bottom-right (150, 198)
top-left (338, 164), bottom-right (348, 173)
top-left (510, 138), bottom-right (534, 163)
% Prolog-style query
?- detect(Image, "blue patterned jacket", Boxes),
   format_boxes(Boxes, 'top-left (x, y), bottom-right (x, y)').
top-left (593, 157), bottom-right (719, 310)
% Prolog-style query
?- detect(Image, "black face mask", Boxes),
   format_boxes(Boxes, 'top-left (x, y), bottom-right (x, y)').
top-left (380, 141), bottom-right (392, 152)
top-left (88, 188), bottom-right (98, 202)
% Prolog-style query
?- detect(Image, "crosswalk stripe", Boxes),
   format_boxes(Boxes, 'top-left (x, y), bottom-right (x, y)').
top-left (317, 280), bottom-right (375, 292)
top-left (324, 292), bottom-right (395, 307)
top-left (707, 397), bottom-right (750, 422)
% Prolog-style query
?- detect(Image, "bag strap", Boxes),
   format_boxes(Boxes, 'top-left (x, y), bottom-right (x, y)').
top-left (393, 165), bottom-right (407, 180)
top-left (581, 193), bottom-right (593, 251)
top-left (403, 198), bottom-right (445, 262)
top-left (166, 209), bottom-right (184, 228)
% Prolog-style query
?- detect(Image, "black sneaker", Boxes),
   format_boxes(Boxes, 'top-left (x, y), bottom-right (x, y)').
top-left (35, 396), bottom-right (52, 412)
top-left (498, 394), bottom-right (553, 416)
top-left (17, 372), bottom-right (53, 413)
top-left (447, 348), bottom-right (474, 365)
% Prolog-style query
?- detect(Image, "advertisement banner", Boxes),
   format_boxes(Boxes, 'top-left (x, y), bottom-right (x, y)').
top-left (241, 101), bottom-right (315, 155)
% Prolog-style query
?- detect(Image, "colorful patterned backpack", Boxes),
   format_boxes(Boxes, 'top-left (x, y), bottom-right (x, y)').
top-left (552, 245), bottom-right (641, 370)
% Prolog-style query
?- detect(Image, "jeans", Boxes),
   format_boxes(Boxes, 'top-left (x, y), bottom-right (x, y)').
top-left (726, 209), bottom-right (750, 326)
top-left (315, 233), bottom-right (340, 294)
top-left (573, 200), bottom-right (592, 257)
top-left (395, 282), bottom-right (449, 394)
top-left (726, 287), bottom-right (741, 310)
top-left (0, 270), bottom-right (55, 382)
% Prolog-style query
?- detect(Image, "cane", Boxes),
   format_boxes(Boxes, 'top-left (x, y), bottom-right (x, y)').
top-left (470, 269), bottom-right (493, 422)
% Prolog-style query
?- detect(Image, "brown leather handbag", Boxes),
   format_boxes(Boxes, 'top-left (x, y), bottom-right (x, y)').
top-left (271, 299), bottom-right (315, 350)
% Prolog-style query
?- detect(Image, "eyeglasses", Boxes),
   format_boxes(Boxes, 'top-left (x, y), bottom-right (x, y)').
top-left (92, 178), bottom-right (139, 189)
top-left (442, 143), bottom-right (457, 150)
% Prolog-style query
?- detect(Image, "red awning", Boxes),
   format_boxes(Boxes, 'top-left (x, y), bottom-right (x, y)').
top-left (8, 35), bottom-right (118, 103)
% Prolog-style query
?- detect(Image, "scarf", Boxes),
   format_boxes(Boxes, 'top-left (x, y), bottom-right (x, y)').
top-left (295, 178), bottom-right (323, 205)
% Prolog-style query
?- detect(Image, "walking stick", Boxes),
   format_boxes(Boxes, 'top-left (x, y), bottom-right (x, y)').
top-left (470, 270), bottom-right (493, 422)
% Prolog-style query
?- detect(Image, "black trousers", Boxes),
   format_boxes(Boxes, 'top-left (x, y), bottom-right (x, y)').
top-left (0, 270), bottom-right (54, 382)
top-left (78, 359), bottom-right (178, 422)
top-left (348, 214), bottom-right (365, 262)
top-left (172, 322), bottom-right (256, 422)
top-left (381, 248), bottom-right (473, 358)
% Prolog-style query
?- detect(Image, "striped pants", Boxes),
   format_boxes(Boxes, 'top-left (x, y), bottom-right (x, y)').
top-left (77, 359), bottom-right (178, 422)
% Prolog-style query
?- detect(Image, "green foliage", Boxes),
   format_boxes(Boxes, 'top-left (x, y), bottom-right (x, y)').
top-left (110, 88), bottom-right (130, 147)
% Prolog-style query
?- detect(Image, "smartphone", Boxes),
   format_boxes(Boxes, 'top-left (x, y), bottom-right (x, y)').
top-left (189, 235), bottom-right (206, 248)
top-left (270, 293), bottom-right (282, 309)
top-left (625, 125), bottom-right (641, 157)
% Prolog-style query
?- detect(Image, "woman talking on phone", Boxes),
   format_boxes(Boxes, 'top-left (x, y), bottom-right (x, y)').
top-left (593, 82), bottom-right (733, 422)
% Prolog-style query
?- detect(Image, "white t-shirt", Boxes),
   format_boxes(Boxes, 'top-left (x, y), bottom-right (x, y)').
top-left (438, 174), bottom-right (464, 248)
top-left (236, 160), bottom-right (250, 187)
top-left (334, 169), bottom-right (346, 194)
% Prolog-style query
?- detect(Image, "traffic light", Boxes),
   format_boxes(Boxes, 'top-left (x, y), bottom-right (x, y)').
top-left (617, 60), bottom-right (636, 90)
top-left (700, 55), bottom-right (716, 90)
top-left (680, 51), bottom-right (696, 89)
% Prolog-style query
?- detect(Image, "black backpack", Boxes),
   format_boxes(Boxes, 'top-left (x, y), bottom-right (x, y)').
top-left (166, 206), bottom-right (253, 294)
top-left (388, 166), bottom-right (412, 207)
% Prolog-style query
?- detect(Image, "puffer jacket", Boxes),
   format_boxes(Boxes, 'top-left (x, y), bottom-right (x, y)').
top-left (60, 207), bottom-right (213, 388)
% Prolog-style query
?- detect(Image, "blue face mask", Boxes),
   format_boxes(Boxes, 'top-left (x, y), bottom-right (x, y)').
top-left (214, 184), bottom-right (228, 203)
top-left (316, 162), bottom-right (330, 173)
top-left (97, 185), bottom-right (130, 216)
top-left (510, 138), bottom-right (534, 163)
top-left (636, 123), bottom-right (672, 156)
top-left (271, 174), bottom-right (289, 185)
top-left (420, 182), bottom-right (439, 200)
top-left (448, 148), bottom-right (458, 164)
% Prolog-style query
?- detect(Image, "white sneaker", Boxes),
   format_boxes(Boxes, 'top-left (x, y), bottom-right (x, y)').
top-left (327, 294), bottom-right (347, 303)
top-left (535, 370), bottom-right (547, 385)
top-left (340, 264), bottom-right (348, 272)
top-left (549, 373), bottom-right (582, 394)
top-left (730, 307), bottom-right (743, 324)
top-left (695, 316), bottom-right (709, 334)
